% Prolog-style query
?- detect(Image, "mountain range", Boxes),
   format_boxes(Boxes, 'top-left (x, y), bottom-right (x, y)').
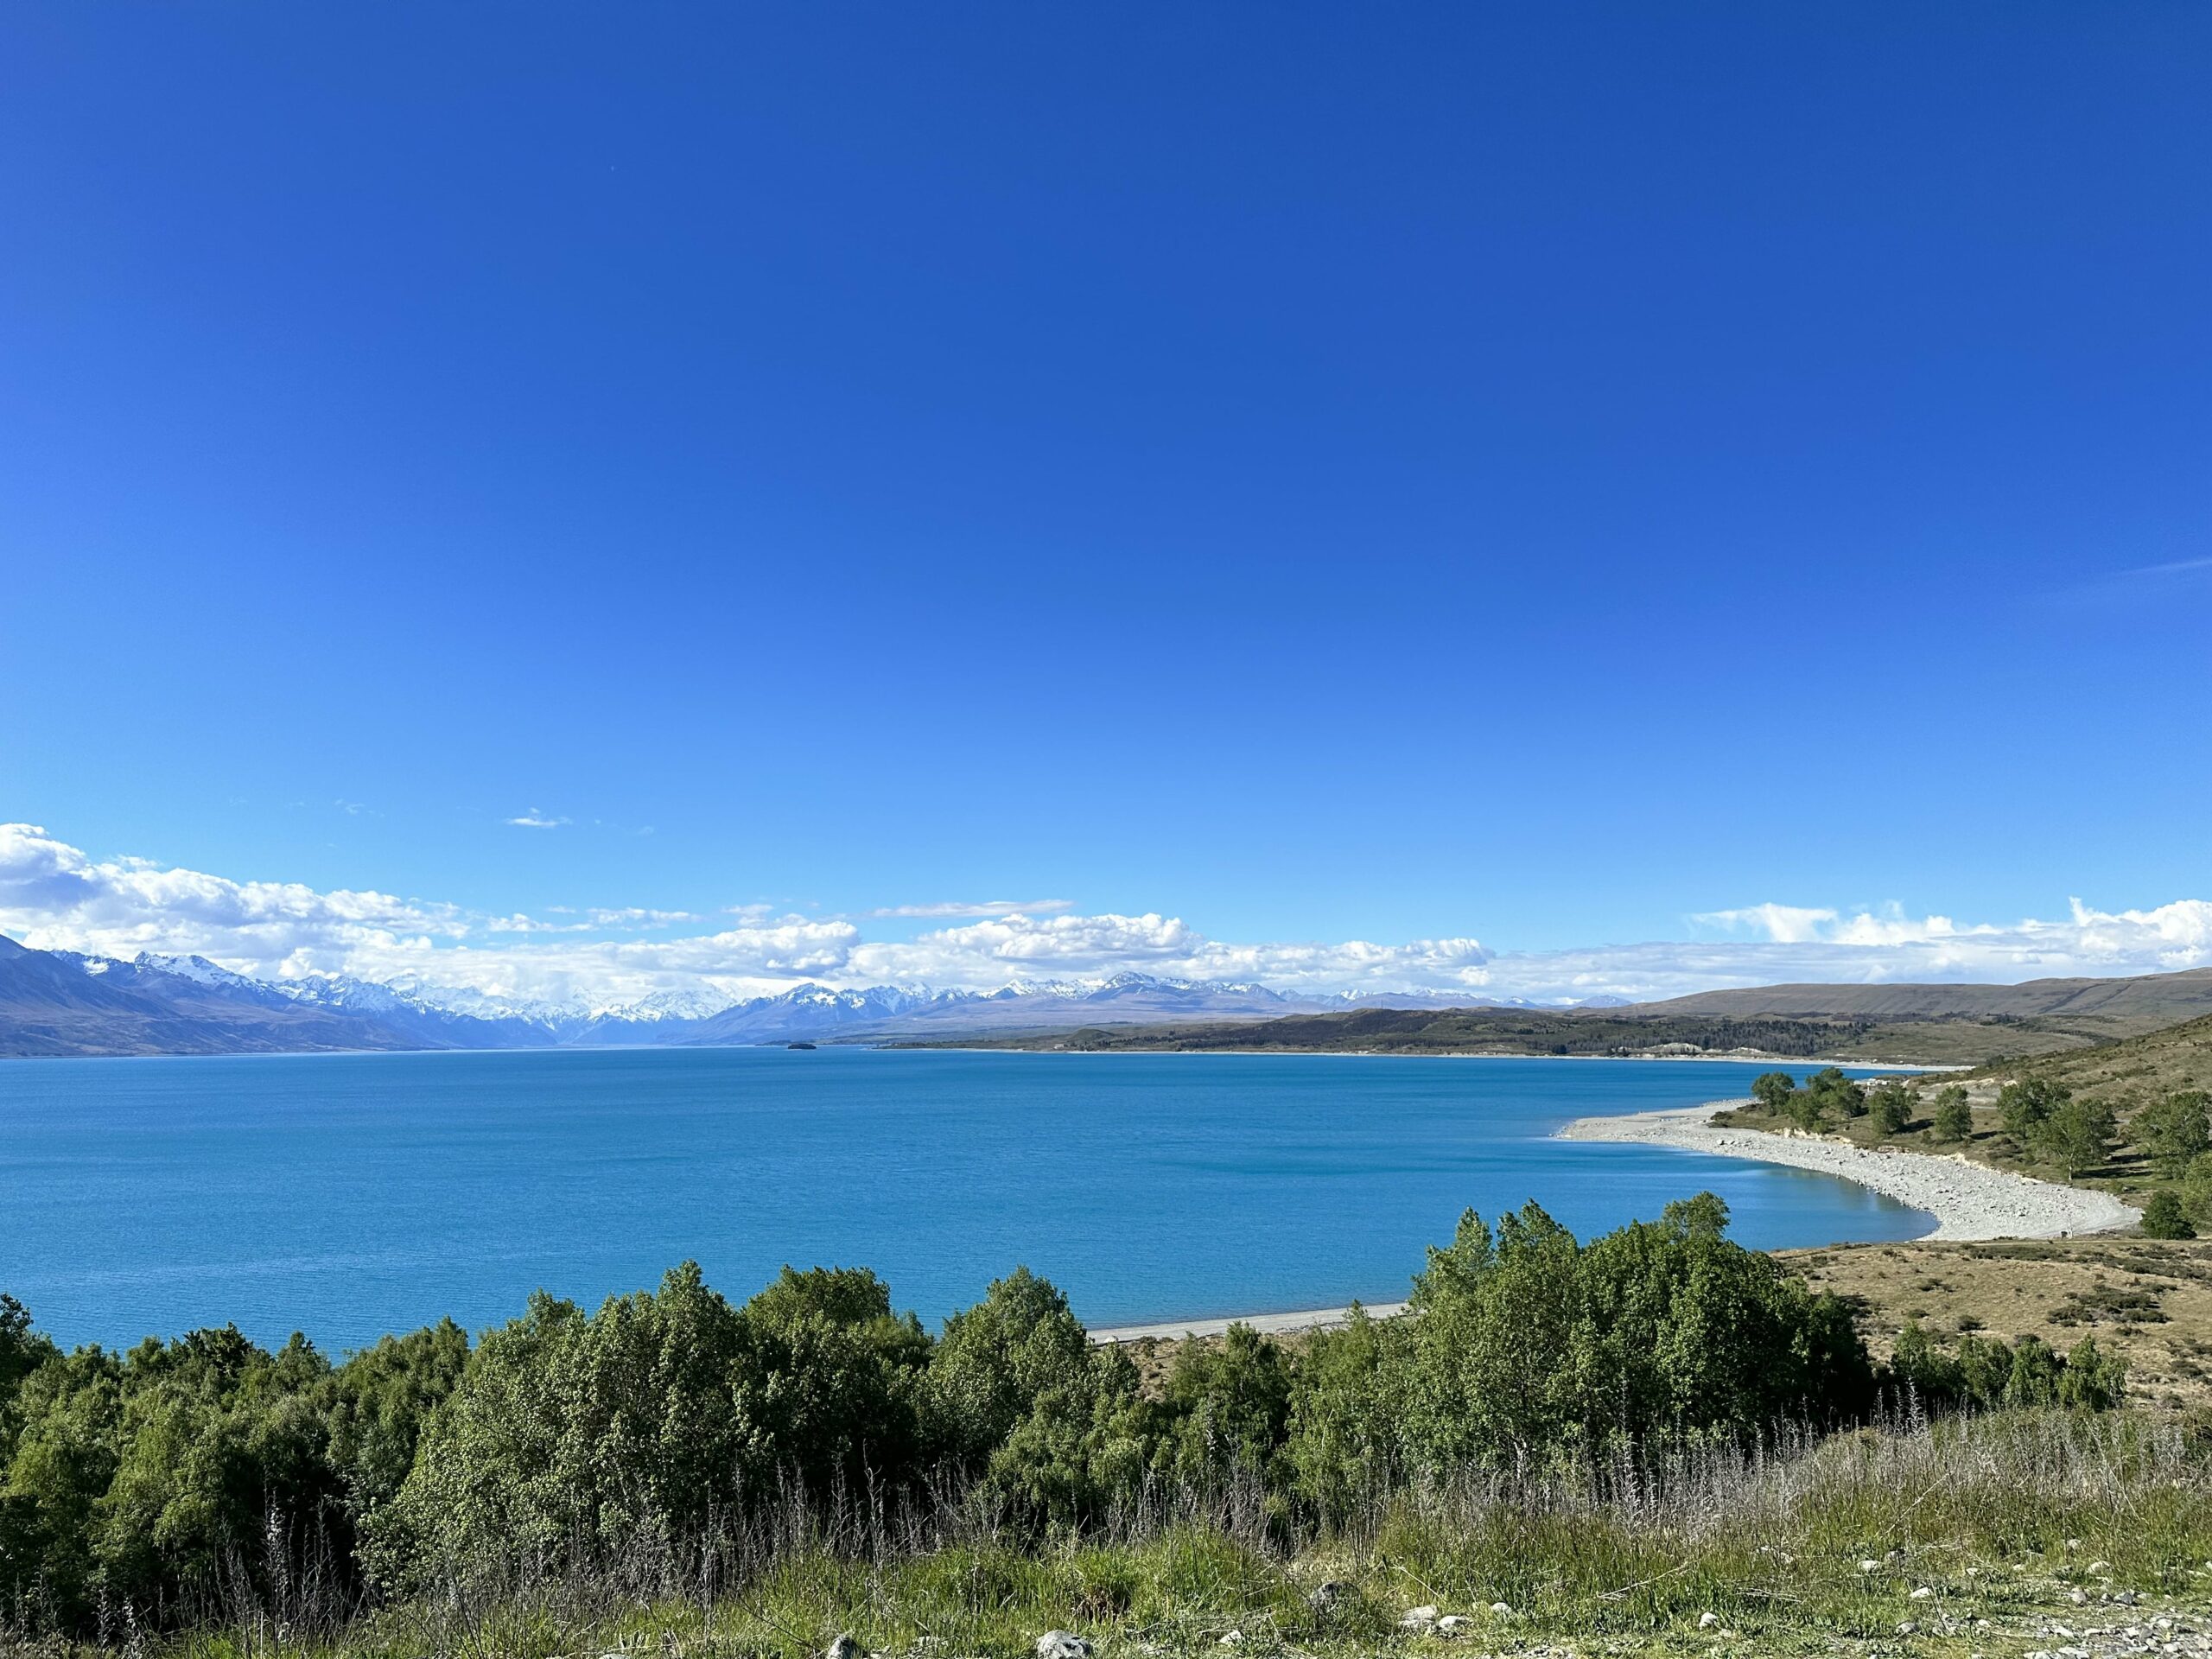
top-left (0, 933), bottom-right (1516, 1058)
top-left (27, 929), bottom-right (2201, 1064)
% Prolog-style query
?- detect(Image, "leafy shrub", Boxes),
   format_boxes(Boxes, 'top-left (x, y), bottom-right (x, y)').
top-left (1304, 1195), bottom-right (1872, 1487)
top-left (2141, 1190), bottom-right (2196, 1240)
top-left (925, 1268), bottom-right (1150, 1527)
top-left (1890, 1322), bottom-right (2126, 1411)
top-left (1154, 1324), bottom-right (1292, 1490)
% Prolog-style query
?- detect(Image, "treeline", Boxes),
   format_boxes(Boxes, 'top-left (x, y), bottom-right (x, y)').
top-left (1744, 1070), bottom-right (2212, 1236)
top-left (0, 1198), bottom-right (2126, 1637)
top-left (963, 1008), bottom-right (1889, 1058)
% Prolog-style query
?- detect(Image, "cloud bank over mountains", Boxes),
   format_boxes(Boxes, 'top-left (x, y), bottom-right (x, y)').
top-left (3, 822), bottom-right (2209, 1015)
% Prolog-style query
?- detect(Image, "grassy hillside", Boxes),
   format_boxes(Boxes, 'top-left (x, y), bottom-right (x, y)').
top-left (932, 969), bottom-right (2212, 1067)
top-left (1957, 1009), bottom-right (2212, 1103)
top-left (1632, 967), bottom-right (2212, 1040)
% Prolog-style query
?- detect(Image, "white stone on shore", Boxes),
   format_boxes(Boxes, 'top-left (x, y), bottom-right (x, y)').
top-left (1554, 1101), bottom-right (2136, 1241)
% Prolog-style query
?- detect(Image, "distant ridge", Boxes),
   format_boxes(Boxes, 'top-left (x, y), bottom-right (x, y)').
top-left (1627, 969), bottom-right (2212, 1040)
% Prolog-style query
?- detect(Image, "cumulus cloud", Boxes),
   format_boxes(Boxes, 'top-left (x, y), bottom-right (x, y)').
top-left (3, 823), bottom-right (2210, 1014)
top-left (1693, 903), bottom-right (1841, 944)
top-left (1485, 897), bottom-right (2212, 1004)
top-left (0, 822), bottom-right (467, 978)
top-left (506, 810), bottom-right (569, 829)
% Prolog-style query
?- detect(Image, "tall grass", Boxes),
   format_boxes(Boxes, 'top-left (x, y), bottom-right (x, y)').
top-left (15, 1408), bottom-right (2210, 1659)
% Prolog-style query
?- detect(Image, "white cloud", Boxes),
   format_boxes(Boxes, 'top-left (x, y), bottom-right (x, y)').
top-left (1692, 903), bottom-right (1840, 944)
top-left (870, 899), bottom-right (1077, 918)
top-left (3, 823), bottom-right (2211, 1014)
top-left (506, 810), bottom-right (569, 829)
top-left (0, 822), bottom-right (467, 979)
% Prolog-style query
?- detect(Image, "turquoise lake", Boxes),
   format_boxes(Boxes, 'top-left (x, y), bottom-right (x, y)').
top-left (0, 1048), bottom-right (1928, 1351)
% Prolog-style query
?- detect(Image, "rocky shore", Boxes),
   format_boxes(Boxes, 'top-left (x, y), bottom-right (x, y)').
top-left (1555, 1099), bottom-right (2139, 1242)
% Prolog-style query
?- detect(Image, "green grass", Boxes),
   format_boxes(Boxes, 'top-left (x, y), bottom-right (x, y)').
top-left (32, 1410), bottom-right (2210, 1659)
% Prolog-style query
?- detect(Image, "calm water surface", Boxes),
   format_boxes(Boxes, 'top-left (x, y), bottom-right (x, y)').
top-left (0, 1048), bottom-right (1928, 1350)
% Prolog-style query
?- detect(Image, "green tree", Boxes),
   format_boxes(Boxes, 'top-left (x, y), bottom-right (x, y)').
top-left (1751, 1071), bottom-right (1797, 1114)
top-left (327, 1319), bottom-right (470, 1518)
top-left (2057, 1336), bottom-right (2126, 1409)
top-left (2140, 1190), bottom-right (2196, 1240)
top-left (733, 1264), bottom-right (934, 1497)
top-left (2178, 1151), bottom-right (2212, 1231)
top-left (1999, 1073), bottom-right (2069, 1140)
top-left (924, 1267), bottom-right (1150, 1526)
top-left (2031, 1098), bottom-right (2118, 1179)
top-left (369, 1264), bottom-right (753, 1588)
top-left (1374, 1195), bottom-right (1871, 1472)
top-left (1930, 1086), bottom-right (1974, 1143)
top-left (1155, 1323), bottom-right (1293, 1488)
top-left (2134, 1090), bottom-right (2212, 1179)
top-left (1868, 1081), bottom-right (1912, 1137)
top-left (1808, 1067), bottom-right (1867, 1119)
top-left (1283, 1306), bottom-right (1404, 1521)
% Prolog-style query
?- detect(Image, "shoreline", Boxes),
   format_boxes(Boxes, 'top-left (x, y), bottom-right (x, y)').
top-left (1554, 1098), bottom-right (2138, 1243)
top-left (897, 1046), bottom-right (1945, 1069)
top-left (1090, 1096), bottom-right (2138, 1343)
top-left (1091, 1302), bottom-right (1408, 1344)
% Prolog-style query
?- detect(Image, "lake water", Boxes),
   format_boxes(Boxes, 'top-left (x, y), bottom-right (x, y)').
top-left (0, 1047), bottom-right (1929, 1352)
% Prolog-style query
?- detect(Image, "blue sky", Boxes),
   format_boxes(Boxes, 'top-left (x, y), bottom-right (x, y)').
top-left (3, 4), bottom-right (2209, 1005)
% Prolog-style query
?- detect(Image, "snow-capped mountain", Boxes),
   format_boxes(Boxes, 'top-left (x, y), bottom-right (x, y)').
top-left (683, 982), bottom-right (972, 1045)
top-left (0, 934), bottom-right (1510, 1057)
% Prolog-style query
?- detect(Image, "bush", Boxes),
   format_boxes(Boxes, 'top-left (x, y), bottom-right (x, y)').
top-left (925, 1267), bottom-right (1150, 1527)
top-left (1154, 1324), bottom-right (1293, 1491)
top-left (1368, 1195), bottom-right (1872, 1475)
top-left (1283, 1306), bottom-right (1403, 1521)
top-left (2140, 1190), bottom-right (2196, 1240)
top-left (1890, 1322), bottom-right (2127, 1411)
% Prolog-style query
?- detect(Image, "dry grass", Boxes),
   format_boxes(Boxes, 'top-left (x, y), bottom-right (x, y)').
top-left (1785, 1235), bottom-right (2212, 1409)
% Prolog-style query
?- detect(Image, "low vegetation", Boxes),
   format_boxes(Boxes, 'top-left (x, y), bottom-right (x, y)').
top-left (1717, 1061), bottom-right (2212, 1234)
top-left (926, 1007), bottom-right (2190, 1067)
top-left (918, 1007), bottom-right (2105, 1065)
top-left (1789, 1234), bottom-right (2212, 1410)
top-left (4, 1198), bottom-right (2180, 1657)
